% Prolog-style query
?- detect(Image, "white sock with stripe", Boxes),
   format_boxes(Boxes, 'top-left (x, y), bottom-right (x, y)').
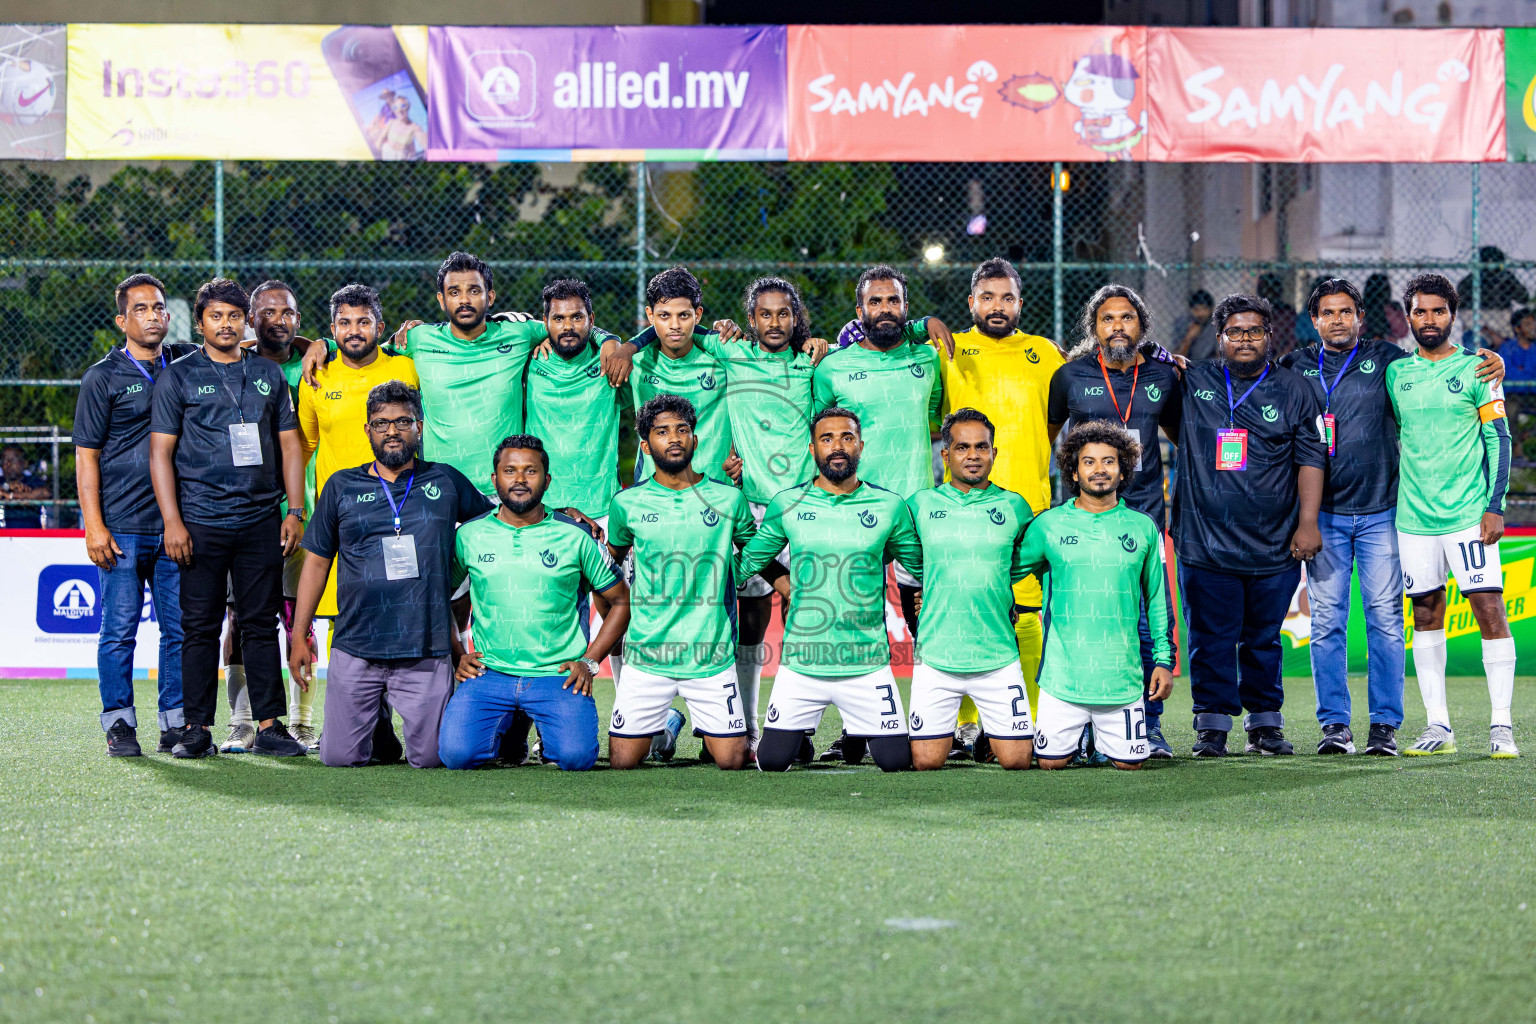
top-left (1413, 629), bottom-right (1450, 729)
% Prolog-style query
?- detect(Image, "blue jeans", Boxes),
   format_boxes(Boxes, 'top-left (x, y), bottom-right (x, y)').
top-left (1307, 509), bottom-right (1405, 729)
top-left (438, 669), bottom-right (599, 771)
top-left (97, 533), bottom-right (183, 731)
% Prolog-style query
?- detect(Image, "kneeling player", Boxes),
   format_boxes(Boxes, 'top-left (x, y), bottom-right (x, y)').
top-left (1020, 422), bottom-right (1174, 770)
top-left (737, 408), bottom-right (923, 772)
top-left (906, 409), bottom-right (1036, 769)
top-left (606, 396), bottom-right (760, 770)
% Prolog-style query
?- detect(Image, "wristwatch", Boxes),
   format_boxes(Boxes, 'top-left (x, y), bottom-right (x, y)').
top-left (578, 657), bottom-right (601, 676)
top-left (286, 508), bottom-right (305, 521)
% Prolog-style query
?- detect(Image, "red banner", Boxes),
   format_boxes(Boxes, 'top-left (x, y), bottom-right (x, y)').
top-left (788, 25), bottom-right (1148, 161)
top-left (1148, 28), bottom-right (1506, 162)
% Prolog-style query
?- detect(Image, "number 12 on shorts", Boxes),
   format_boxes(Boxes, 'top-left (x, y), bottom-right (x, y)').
top-left (1122, 706), bottom-right (1146, 741)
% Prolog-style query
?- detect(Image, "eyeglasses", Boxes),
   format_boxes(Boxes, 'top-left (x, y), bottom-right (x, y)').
top-left (1222, 326), bottom-right (1269, 342)
top-left (367, 416), bottom-right (419, 433)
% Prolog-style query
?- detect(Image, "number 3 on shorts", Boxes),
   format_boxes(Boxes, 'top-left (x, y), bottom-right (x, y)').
top-left (877, 684), bottom-right (897, 716)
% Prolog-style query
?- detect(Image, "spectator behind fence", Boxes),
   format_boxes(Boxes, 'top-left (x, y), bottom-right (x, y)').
top-left (1501, 308), bottom-right (1536, 394)
top-left (1172, 289), bottom-right (1217, 362)
top-left (0, 444), bottom-right (50, 528)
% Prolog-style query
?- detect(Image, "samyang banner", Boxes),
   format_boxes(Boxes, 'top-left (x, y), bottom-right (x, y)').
top-left (1507, 27), bottom-right (1536, 162)
top-left (1148, 27), bottom-right (1506, 162)
top-left (787, 25), bottom-right (1148, 162)
top-left (428, 25), bottom-right (787, 161)
top-left (65, 24), bottom-right (430, 160)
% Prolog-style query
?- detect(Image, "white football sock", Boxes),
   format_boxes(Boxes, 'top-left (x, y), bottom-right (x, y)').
top-left (1484, 637), bottom-right (1517, 728)
top-left (1413, 629), bottom-right (1449, 729)
top-left (608, 652), bottom-right (624, 687)
top-left (735, 644), bottom-right (763, 741)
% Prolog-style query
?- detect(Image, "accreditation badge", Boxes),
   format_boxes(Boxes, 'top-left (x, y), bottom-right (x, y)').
top-left (1215, 428), bottom-right (1248, 471)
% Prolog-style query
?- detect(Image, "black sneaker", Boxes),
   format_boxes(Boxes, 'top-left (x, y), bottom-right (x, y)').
top-left (106, 720), bottom-right (142, 757)
top-left (1316, 723), bottom-right (1356, 755)
top-left (795, 733), bottom-right (815, 765)
top-left (252, 722), bottom-right (309, 757)
top-left (973, 730), bottom-right (997, 764)
top-left (818, 731), bottom-right (868, 764)
top-left (172, 726), bottom-right (216, 759)
top-left (817, 732), bottom-right (847, 762)
top-left (1191, 729), bottom-right (1228, 757)
top-left (1245, 726), bottom-right (1295, 756)
top-left (157, 725), bottom-right (186, 753)
top-left (1364, 723), bottom-right (1399, 756)
top-left (370, 718), bottom-right (405, 765)
top-left (496, 710), bottom-right (531, 766)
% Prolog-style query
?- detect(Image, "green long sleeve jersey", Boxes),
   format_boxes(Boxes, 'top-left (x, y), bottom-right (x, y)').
top-left (812, 337), bottom-right (943, 500)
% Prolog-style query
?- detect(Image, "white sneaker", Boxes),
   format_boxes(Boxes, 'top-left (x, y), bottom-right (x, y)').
top-left (1404, 723), bottom-right (1456, 756)
top-left (290, 723), bottom-right (319, 750)
top-left (1490, 725), bottom-right (1520, 759)
top-left (220, 721), bottom-right (257, 753)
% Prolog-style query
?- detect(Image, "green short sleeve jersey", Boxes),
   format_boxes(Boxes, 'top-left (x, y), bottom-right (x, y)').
top-left (607, 477), bottom-right (757, 678)
top-left (812, 340), bottom-right (942, 499)
top-left (1017, 501), bottom-right (1172, 705)
top-left (1387, 351), bottom-right (1509, 535)
top-left (524, 344), bottom-right (619, 519)
top-left (736, 480), bottom-right (922, 678)
top-left (454, 509), bottom-right (618, 678)
top-left (698, 334), bottom-right (818, 504)
top-left (905, 482), bottom-right (1034, 673)
top-left (629, 339), bottom-right (732, 482)
top-left (404, 319), bottom-right (547, 494)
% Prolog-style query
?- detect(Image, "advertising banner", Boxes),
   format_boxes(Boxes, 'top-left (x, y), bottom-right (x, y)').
top-left (428, 25), bottom-right (786, 161)
top-left (1507, 28), bottom-right (1536, 162)
top-left (1, 24), bottom-right (65, 159)
top-left (1148, 27), bottom-right (1506, 162)
top-left (65, 23), bottom-right (430, 160)
top-left (787, 25), bottom-right (1148, 162)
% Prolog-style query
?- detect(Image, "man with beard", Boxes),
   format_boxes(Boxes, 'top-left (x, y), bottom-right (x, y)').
top-left (905, 409), bottom-right (1036, 770)
top-left (1047, 285), bottom-right (1182, 758)
top-left (1021, 422), bottom-right (1174, 771)
top-left (290, 382), bottom-right (490, 767)
top-left (149, 278), bottom-right (309, 759)
top-left (439, 435), bottom-right (630, 771)
top-left (1278, 279), bottom-right (1503, 756)
top-left (606, 395), bottom-right (763, 770)
top-left (75, 273), bottom-right (197, 756)
top-left (1388, 274), bottom-right (1517, 758)
top-left (1173, 294), bottom-right (1325, 758)
top-left (738, 407), bottom-right (924, 773)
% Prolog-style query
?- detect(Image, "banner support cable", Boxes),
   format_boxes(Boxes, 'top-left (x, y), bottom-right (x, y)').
top-left (213, 160), bottom-right (225, 278)
top-left (1470, 162), bottom-right (1482, 345)
top-left (1052, 161), bottom-right (1064, 345)
top-left (635, 162), bottom-right (648, 329)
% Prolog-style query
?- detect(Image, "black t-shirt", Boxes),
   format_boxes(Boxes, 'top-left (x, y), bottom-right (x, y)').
top-left (1278, 339), bottom-right (1409, 516)
top-left (1172, 361), bottom-right (1327, 575)
top-left (149, 348), bottom-right (298, 529)
top-left (74, 343), bottom-right (199, 534)
top-left (302, 460), bottom-right (493, 661)
top-left (1048, 354), bottom-right (1182, 530)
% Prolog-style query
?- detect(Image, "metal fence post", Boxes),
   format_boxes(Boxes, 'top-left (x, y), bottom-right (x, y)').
top-left (213, 159), bottom-right (225, 278)
top-left (1470, 161), bottom-right (1481, 347)
top-left (1052, 161), bottom-right (1064, 344)
top-left (635, 162), bottom-right (647, 328)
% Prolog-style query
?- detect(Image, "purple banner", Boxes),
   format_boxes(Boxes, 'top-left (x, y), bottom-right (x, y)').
top-left (428, 25), bottom-right (787, 160)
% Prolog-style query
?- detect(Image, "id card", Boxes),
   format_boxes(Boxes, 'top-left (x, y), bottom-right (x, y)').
top-left (382, 534), bottom-right (419, 580)
top-left (1215, 428), bottom-right (1248, 471)
top-left (228, 422), bottom-right (262, 467)
top-left (1127, 427), bottom-right (1143, 467)
top-left (1322, 413), bottom-right (1337, 457)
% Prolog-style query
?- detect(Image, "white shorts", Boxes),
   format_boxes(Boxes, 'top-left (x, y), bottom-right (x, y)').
top-left (892, 559), bottom-right (920, 589)
top-left (907, 661), bottom-right (1034, 741)
top-left (737, 501), bottom-right (789, 599)
top-left (764, 664), bottom-right (907, 738)
top-left (1034, 690), bottom-right (1149, 764)
top-left (609, 664), bottom-right (746, 739)
top-left (1399, 526), bottom-right (1504, 597)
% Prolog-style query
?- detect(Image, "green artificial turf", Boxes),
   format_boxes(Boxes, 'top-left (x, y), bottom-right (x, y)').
top-left (3, 674), bottom-right (1536, 1023)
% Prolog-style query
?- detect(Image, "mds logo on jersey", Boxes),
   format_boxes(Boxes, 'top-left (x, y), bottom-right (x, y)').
top-left (36, 565), bottom-right (102, 634)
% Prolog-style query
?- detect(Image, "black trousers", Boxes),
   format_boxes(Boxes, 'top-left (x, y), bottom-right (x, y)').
top-left (180, 512), bottom-right (286, 726)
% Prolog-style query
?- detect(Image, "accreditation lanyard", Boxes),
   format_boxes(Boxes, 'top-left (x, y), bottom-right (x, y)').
top-left (210, 354), bottom-right (262, 467)
top-left (119, 347), bottom-right (166, 384)
top-left (1316, 344), bottom-right (1356, 458)
top-left (1097, 352), bottom-right (1138, 425)
top-left (1216, 364), bottom-right (1269, 472)
top-left (375, 464), bottom-right (420, 581)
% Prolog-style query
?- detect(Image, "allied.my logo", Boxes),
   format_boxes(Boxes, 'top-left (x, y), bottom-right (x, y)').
top-left (1261, 404), bottom-right (1278, 422)
top-left (858, 510), bottom-right (878, 529)
top-left (36, 565), bottom-right (101, 634)
top-left (540, 548), bottom-right (558, 568)
top-left (465, 50), bottom-right (538, 123)
top-left (255, 378), bottom-right (271, 396)
top-left (422, 483), bottom-right (442, 500)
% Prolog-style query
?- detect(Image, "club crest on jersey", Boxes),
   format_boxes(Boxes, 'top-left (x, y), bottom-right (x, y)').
top-left (539, 549), bottom-right (558, 568)
top-left (988, 507), bottom-right (1005, 526)
top-left (255, 378), bottom-right (271, 396)
top-left (496, 342), bottom-right (516, 354)
top-left (858, 510), bottom-right (879, 529)
top-left (1025, 349), bottom-right (1040, 364)
top-left (767, 705), bottom-right (779, 723)
top-left (1144, 383), bottom-right (1161, 402)
top-left (1119, 532), bottom-right (1137, 553)
top-left (909, 712), bottom-right (923, 731)
top-left (1448, 377), bottom-right (1464, 394)
top-left (611, 712), bottom-right (624, 729)
top-left (699, 372), bottom-right (717, 390)
top-left (1360, 359), bottom-right (1376, 374)
top-left (1404, 573), bottom-right (1414, 589)
top-left (908, 363), bottom-right (925, 378)
top-left (422, 483), bottom-right (441, 500)
top-left (1261, 404), bottom-right (1278, 422)
top-left (585, 364), bottom-right (603, 378)
top-left (700, 507), bottom-right (720, 527)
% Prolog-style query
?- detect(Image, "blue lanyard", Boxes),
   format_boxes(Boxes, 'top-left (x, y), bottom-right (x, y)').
top-left (119, 346), bottom-right (166, 384)
top-left (205, 351), bottom-right (249, 424)
top-left (1316, 344), bottom-right (1357, 412)
top-left (1224, 363), bottom-right (1270, 428)
top-left (374, 464), bottom-right (415, 535)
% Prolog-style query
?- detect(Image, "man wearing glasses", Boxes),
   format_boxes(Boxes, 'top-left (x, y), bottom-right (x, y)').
top-left (1172, 294), bottom-right (1326, 758)
top-left (289, 382), bottom-right (492, 767)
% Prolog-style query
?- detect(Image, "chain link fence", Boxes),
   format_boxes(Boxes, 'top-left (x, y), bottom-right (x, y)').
top-left (3, 158), bottom-right (1534, 524)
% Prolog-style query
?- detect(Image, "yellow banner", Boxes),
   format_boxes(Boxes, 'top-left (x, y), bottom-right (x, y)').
top-left (66, 24), bottom-right (429, 160)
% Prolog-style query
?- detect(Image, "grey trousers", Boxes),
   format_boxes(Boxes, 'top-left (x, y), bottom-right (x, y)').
top-left (320, 649), bottom-right (453, 768)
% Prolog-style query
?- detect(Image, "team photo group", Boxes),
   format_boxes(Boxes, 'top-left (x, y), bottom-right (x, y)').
top-left (79, 247), bottom-right (1517, 772)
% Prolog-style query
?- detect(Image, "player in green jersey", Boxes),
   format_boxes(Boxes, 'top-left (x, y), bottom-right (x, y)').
top-left (606, 396), bottom-right (767, 770)
top-left (1018, 422), bottom-right (1174, 770)
top-left (1387, 274), bottom-right (1517, 758)
top-left (906, 409), bottom-right (1036, 770)
top-left (737, 407), bottom-right (925, 773)
top-left (441, 435), bottom-right (630, 772)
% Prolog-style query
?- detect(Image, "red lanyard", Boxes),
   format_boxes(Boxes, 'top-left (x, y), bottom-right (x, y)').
top-left (1098, 352), bottom-right (1138, 425)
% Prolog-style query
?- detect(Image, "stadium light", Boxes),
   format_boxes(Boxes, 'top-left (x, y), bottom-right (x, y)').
top-left (923, 244), bottom-right (945, 264)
